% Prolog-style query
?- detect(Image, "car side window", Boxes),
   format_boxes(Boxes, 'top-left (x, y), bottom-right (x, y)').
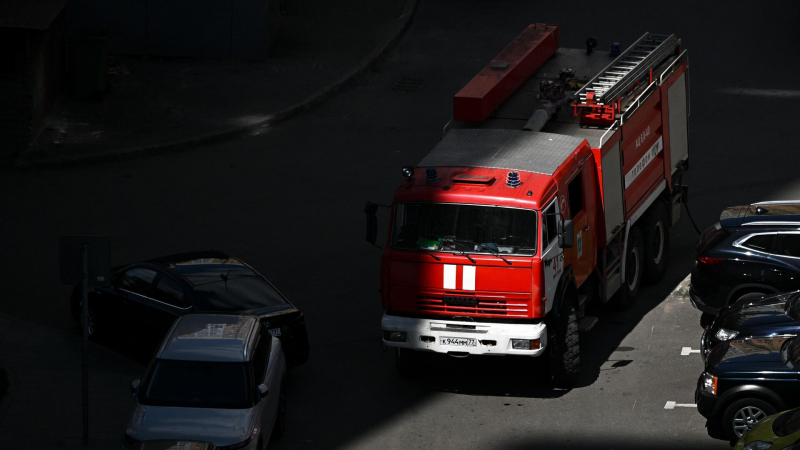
top-left (154, 275), bottom-right (189, 308)
top-left (741, 234), bottom-right (776, 252)
top-left (778, 234), bottom-right (800, 258)
top-left (543, 202), bottom-right (557, 248)
top-left (117, 268), bottom-right (158, 297)
top-left (251, 333), bottom-right (272, 383)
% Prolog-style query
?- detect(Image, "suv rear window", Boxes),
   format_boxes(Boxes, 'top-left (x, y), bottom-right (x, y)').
top-left (696, 223), bottom-right (730, 254)
top-left (741, 234), bottom-right (776, 252)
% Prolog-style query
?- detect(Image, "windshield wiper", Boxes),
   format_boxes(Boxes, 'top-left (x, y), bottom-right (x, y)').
top-left (444, 238), bottom-right (476, 264)
top-left (479, 245), bottom-right (512, 265)
top-left (419, 249), bottom-right (441, 261)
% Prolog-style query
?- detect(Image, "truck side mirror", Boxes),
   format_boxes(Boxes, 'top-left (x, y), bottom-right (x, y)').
top-left (364, 202), bottom-right (378, 245)
top-left (559, 219), bottom-right (574, 248)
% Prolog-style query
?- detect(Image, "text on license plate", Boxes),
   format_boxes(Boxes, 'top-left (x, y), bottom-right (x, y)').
top-left (440, 337), bottom-right (477, 347)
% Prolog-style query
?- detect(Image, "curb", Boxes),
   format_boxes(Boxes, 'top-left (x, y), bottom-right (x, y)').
top-left (13, 0), bottom-right (420, 171)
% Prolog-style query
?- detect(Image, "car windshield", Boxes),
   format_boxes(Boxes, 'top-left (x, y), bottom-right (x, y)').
top-left (392, 203), bottom-right (537, 255)
top-left (140, 360), bottom-right (252, 409)
top-left (773, 408), bottom-right (800, 437)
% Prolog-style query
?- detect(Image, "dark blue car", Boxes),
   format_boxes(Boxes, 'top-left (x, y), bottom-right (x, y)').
top-left (702, 291), bottom-right (800, 359)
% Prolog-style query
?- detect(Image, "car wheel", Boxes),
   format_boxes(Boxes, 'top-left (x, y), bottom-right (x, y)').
top-left (722, 397), bottom-right (776, 440)
top-left (272, 382), bottom-right (287, 440)
top-left (641, 201), bottom-right (670, 283)
top-left (608, 227), bottom-right (644, 310)
top-left (395, 348), bottom-right (428, 378)
top-left (547, 294), bottom-right (580, 387)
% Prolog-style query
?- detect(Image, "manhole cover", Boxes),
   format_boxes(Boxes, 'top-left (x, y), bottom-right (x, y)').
top-left (391, 77), bottom-right (425, 93)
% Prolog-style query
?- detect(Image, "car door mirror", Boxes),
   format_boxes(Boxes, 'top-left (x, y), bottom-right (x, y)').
top-left (559, 219), bottom-right (574, 248)
top-left (257, 384), bottom-right (269, 399)
top-left (130, 379), bottom-right (140, 395)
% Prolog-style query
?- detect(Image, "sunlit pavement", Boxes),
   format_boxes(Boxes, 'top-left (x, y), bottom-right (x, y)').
top-left (2, 1), bottom-right (800, 449)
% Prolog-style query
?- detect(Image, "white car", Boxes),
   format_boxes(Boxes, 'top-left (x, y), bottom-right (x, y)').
top-left (124, 313), bottom-right (287, 450)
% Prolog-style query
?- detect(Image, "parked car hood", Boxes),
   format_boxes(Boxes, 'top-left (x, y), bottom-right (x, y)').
top-left (715, 292), bottom-right (797, 333)
top-left (126, 404), bottom-right (255, 446)
top-left (706, 336), bottom-right (793, 375)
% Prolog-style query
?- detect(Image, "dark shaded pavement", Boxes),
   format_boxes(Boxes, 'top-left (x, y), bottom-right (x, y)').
top-left (2, 1), bottom-right (800, 449)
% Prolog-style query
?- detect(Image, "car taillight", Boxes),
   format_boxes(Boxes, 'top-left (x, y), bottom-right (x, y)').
top-left (698, 256), bottom-right (725, 265)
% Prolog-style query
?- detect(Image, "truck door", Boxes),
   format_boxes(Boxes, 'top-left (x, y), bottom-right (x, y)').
top-left (565, 161), bottom-right (597, 287)
top-left (541, 199), bottom-right (563, 314)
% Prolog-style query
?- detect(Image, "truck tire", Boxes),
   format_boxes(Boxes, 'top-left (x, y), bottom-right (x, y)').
top-left (548, 294), bottom-right (580, 387)
top-left (395, 348), bottom-right (426, 378)
top-left (722, 397), bottom-right (776, 440)
top-left (641, 201), bottom-right (670, 283)
top-left (608, 227), bottom-right (644, 310)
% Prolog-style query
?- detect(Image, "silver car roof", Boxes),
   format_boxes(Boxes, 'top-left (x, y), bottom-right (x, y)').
top-left (157, 313), bottom-right (260, 363)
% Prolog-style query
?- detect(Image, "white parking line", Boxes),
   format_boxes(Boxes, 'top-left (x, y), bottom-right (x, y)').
top-left (681, 347), bottom-right (700, 356)
top-left (664, 401), bottom-right (697, 409)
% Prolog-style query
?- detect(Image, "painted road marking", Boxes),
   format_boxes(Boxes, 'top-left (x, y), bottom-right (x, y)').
top-left (681, 347), bottom-right (701, 356)
top-left (664, 401), bottom-right (697, 409)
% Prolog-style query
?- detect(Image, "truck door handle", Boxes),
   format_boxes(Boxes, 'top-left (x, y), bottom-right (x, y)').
top-left (770, 268), bottom-right (782, 273)
top-left (583, 225), bottom-right (590, 232)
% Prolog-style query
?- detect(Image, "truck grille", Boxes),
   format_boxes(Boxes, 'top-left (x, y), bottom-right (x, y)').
top-left (416, 295), bottom-right (529, 318)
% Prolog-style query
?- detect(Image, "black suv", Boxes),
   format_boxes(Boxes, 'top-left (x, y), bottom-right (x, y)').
top-left (696, 334), bottom-right (800, 440)
top-left (690, 201), bottom-right (800, 322)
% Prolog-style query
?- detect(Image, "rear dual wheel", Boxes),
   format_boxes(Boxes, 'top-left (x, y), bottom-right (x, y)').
top-left (641, 201), bottom-right (670, 283)
top-left (608, 227), bottom-right (644, 310)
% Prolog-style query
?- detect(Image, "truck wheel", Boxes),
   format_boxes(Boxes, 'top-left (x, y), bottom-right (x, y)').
top-left (608, 227), bottom-right (644, 310)
top-left (641, 201), bottom-right (670, 283)
top-left (722, 397), bottom-right (775, 440)
top-left (395, 348), bottom-right (426, 378)
top-left (548, 296), bottom-right (580, 387)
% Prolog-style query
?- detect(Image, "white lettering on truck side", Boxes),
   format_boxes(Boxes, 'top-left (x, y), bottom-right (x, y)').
top-left (625, 136), bottom-right (663, 188)
top-left (635, 126), bottom-right (651, 148)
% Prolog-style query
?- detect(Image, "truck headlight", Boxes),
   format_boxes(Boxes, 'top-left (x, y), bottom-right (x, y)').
top-left (702, 372), bottom-right (718, 396)
top-left (511, 339), bottom-right (540, 350)
top-left (743, 441), bottom-right (773, 450)
top-left (383, 330), bottom-right (407, 342)
top-left (715, 328), bottom-right (738, 341)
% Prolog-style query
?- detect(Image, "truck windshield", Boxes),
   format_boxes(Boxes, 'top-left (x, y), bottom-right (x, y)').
top-left (392, 203), bottom-right (537, 255)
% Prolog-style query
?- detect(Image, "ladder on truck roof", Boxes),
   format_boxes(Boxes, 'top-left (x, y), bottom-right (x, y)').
top-left (573, 32), bottom-right (679, 126)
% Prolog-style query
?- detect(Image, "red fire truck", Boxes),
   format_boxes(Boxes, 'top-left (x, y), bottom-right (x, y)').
top-left (366, 24), bottom-right (690, 385)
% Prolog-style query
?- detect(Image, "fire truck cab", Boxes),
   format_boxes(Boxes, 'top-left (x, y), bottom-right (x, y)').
top-left (366, 24), bottom-right (690, 386)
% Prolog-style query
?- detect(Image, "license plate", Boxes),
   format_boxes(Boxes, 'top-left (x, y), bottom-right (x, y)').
top-left (440, 337), bottom-right (477, 347)
top-left (268, 328), bottom-right (281, 337)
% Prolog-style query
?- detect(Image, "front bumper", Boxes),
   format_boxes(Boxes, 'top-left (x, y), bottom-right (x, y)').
top-left (695, 383), bottom-right (718, 419)
top-left (381, 314), bottom-right (547, 356)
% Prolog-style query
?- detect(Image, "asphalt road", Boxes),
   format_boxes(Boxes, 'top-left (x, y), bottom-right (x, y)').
top-left (3, 1), bottom-right (800, 449)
